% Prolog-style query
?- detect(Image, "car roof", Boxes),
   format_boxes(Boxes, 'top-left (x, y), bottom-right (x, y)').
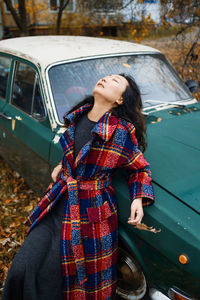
top-left (0, 35), bottom-right (160, 69)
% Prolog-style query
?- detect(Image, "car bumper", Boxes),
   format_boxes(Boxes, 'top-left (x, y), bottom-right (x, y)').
top-left (150, 288), bottom-right (170, 300)
top-left (149, 288), bottom-right (197, 300)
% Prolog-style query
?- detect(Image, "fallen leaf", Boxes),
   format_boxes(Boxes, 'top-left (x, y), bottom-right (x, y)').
top-left (0, 238), bottom-right (11, 246)
top-left (24, 203), bottom-right (34, 212)
top-left (10, 222), bottom-right (20, 228)
top-left (4, 199), bottom-right (12, 204)
top-left (134, 223), bottom-right (161, 234)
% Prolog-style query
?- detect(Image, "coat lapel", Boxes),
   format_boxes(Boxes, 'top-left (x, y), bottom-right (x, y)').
top-left (60, 103), bottom-right (92, 172)
top-left (91, 110), bottom-right (120, 142)
top-left (61, 103), bottom-right (120, 170)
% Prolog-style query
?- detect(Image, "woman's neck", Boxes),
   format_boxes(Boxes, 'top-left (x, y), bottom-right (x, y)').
top-left (87, 101), bottom-right (112, 122)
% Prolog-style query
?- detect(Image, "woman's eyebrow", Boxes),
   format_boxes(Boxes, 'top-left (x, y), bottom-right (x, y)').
top-left (108, 75), bottom-right (122, 82)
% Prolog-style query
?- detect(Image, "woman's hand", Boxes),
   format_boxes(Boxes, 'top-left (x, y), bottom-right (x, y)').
top-left (128, 198), bottom-right (144, 225)
top-left (51, 164), bottom-right (62, 182)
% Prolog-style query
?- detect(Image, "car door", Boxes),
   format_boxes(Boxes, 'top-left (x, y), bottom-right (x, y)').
top-left (1, 58), bottom-right (55, 195)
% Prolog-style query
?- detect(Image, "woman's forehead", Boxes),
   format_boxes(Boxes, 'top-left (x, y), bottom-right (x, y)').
top-left (106, 74), bottom-right (122, 79)
top-left (106, 74), bottom-right (128, 84)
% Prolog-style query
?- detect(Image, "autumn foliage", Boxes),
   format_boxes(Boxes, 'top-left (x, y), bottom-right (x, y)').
top-left (0, 157), bottom-right (40, 294)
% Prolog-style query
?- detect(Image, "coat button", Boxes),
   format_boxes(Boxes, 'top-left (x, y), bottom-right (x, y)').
top-left (83, 235), bottom-right (89, 241)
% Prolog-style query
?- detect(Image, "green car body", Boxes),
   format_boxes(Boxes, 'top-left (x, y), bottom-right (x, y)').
top-left (0, 36), bottom-right (199, 300)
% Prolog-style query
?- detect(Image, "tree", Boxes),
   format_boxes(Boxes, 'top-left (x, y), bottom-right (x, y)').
top-left (56, 0), bottom-right (71, 34)
top-left (3, 0), bottom-right (46, 36)
top-left (161, 0), bottom-right (200, 80)
top-left (3, 0), bottom-right (28, 35)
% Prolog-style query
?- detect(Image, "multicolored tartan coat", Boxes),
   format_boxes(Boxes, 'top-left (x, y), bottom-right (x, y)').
top-left (27, 103), bottom-right (155, 300)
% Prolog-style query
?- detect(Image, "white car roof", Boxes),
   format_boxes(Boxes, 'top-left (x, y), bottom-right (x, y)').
top-left (0, 35), bottom-right (160, 69)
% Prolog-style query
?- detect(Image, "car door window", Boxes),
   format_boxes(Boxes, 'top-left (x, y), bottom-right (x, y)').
top-left (11, 61), bottom-right (35, 114)
top-left (0, 56), bottom-right (11, 100)
top-left (11, 61), bottom-right (45, 119)
top-left (32, 76), bottom-right (46, 119)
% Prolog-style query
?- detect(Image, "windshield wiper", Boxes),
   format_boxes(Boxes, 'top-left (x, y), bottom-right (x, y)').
top-left (144, 99), bottom-right (186, 108)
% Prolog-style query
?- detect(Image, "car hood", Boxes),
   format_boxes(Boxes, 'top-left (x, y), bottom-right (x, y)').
top-left (145, 103), bottom-right (200, 213)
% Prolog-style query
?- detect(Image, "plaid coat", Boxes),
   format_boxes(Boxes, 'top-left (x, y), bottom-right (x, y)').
top-left (27, 103), bottom-right (155, 299)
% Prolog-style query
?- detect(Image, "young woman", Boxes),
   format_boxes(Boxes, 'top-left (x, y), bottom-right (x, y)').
top-left (2, 74), bottom-right (155, 300)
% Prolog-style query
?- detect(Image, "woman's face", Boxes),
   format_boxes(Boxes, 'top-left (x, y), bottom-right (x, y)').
top-left (93, 75), bottom-right (128, 106)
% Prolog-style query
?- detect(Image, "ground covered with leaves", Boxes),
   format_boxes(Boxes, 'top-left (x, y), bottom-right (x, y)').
top-left (0, 156), bottom-right (40, 294)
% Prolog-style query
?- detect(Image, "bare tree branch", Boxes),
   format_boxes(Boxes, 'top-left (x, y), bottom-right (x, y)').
top-left (62, 0), bottom-right (70, 11)
top-left (121, 0), bottom-right (136, 10)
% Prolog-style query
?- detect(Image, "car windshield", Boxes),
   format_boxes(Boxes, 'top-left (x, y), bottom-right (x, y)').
top-left (48, 53), bottom-right (192, 123)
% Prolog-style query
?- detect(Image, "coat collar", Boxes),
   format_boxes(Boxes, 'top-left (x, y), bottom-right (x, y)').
top-left (62, 103), bottom-right (120, 170)
top-left (64, 103), bottom-right (119, 142)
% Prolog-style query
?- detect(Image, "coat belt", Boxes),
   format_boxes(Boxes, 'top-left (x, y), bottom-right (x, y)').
top-left (60, 171), bottom-right (111, 285)
top-left (61, 171), bottom-right (111, 190)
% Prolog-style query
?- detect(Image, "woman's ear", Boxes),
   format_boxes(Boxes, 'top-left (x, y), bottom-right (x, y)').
top-left (116, 97), bottom-right (123, 105)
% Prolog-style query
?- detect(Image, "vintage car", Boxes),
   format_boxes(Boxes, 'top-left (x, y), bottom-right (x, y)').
top-left (0, 36), bottom-right (199, 300)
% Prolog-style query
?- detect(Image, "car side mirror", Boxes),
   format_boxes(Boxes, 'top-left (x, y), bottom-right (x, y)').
top-left (185, 79), bottom-right (199, 93)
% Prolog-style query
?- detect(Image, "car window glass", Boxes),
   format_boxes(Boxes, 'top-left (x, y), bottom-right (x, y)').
top-left (0, 56), bottom-right (11, 100)
top-left (11, 61), bottom-right (35, 114)
top-left (48, 54), bottom-right (192, 123)
top-left (32, 76), bottom-right (46, 120)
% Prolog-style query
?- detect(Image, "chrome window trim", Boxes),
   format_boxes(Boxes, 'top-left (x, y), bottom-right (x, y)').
top-left (8, 59), bottom-right (16, 106)
top-left (31, 73), bottom-right (37, 115)
top-left (143, 98), bottom-right (197, 113)
top-left (32, 74), bottom-right (47, 121)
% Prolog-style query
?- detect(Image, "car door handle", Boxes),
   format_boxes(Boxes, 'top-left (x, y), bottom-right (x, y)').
top-left (0, 112), bottom-right (12, 120)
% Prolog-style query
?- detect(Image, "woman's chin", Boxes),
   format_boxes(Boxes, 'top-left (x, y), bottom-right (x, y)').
top-left (93, 88), bottom-right (105, 99)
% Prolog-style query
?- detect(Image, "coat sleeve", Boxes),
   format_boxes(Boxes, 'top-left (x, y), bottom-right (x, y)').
top-left (121, 123), bottom-right (155, 207)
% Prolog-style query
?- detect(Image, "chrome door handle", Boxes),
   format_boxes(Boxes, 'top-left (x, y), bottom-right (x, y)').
top-left (0, 112), bottom-right (12, 120)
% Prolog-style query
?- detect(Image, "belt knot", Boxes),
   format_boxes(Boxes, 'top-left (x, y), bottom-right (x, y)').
top-left (60, 172), bottom-right (111, 190)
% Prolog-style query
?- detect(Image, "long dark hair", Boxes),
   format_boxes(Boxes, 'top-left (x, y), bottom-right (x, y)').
top-left (63, 74), bottom-right (147, 152)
